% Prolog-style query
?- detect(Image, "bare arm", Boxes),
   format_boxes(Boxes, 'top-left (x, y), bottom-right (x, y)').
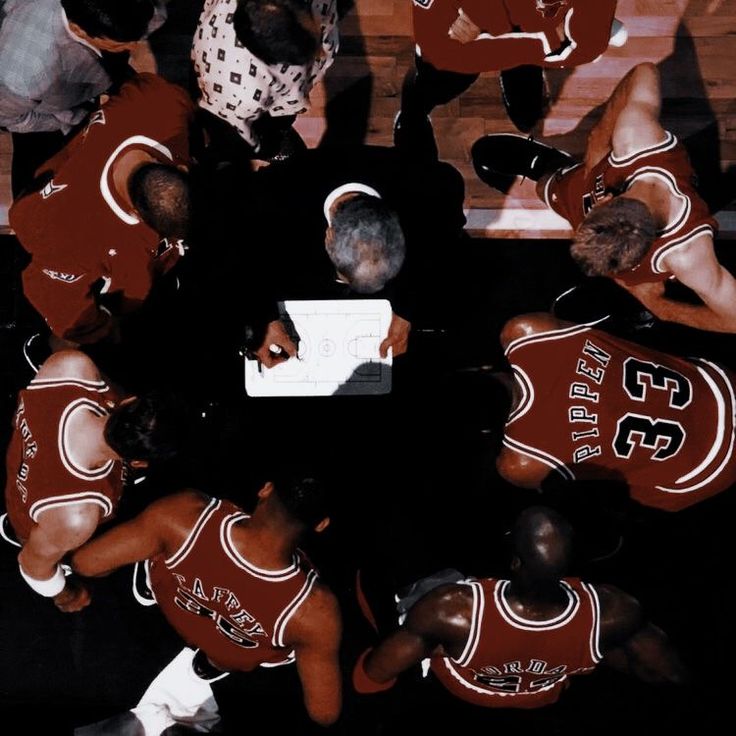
top-left (286, 584), bottom-right (343, 726)
top-left (19, 503), bottom-right (101, 612)
top-left (499, 312), bottom-right (572, 351)
top-left (649, 235), bottom-right (736, 333)
top-left (360, 585), bottom-right (472, 686)
top-left (597, 584), bottom-right (688, 684)
top-left (496, 446), bottom-right (551, 490)
top-left (585, 63), bottom-right (664, 173)
top-left (71, 490), bottom-right (207, 578)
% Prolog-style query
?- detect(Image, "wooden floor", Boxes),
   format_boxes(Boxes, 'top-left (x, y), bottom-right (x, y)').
top-left (2, 0), bottom-right (735, 237)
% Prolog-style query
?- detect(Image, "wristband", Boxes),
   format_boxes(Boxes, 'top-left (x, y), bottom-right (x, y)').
top-left (19, 562), bottom-right (66, 597)
top-left (352, 649), bottom-right (397, 694)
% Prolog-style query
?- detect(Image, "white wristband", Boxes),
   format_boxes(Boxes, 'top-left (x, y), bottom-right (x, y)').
top-left (19, 562), bottom-right (66, 597)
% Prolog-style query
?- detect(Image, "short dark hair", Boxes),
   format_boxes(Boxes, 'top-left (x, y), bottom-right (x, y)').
top-left (271, 474), bottom-right (330, 529)
top-left (571, 197), bottom-right (657, 277)
top-left (104, 392), bottom-right (189, 463)
top-left (329, 195), bottom-right (406, 294)
top-left (129, 163), bottom-right (191, 240)
top-left (233, 0), bottom-right (319, 66)
top-left (61, 0), bottom-right (154, 42)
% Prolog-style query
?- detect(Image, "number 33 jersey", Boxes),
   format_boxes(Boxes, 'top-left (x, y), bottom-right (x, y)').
top-left (503, 322), bottom-right (736, 510)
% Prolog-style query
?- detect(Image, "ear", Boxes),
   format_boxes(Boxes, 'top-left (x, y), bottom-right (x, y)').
top-left (257, 481), bottom-right (274, 500)
top-left (510, 555), bottom-right (521, 572)
top-left (313, 517), bottom-right (330, 534)
top-left (129, 459), bottom-right (149, 469)
top-left (324, 226), bottom-right (335, 252)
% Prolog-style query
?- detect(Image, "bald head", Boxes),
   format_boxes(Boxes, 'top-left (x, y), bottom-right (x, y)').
top-left (511, 506), bottom-right (573, 584)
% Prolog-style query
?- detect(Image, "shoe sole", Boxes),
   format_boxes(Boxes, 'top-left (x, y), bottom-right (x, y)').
top-left (22, 333), bottom-right (42, 374)
top-left (0, 513), bottom-right (21, 548)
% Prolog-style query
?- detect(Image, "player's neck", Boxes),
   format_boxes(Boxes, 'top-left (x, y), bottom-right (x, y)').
top-left (231, 516), bottom-right (300, 570)
top-left (505, 579), bottom-right (569, 620)
top-left (66, 411), bottom-right (119, 469)
top-left (110, 149), bottom-right (158, 214)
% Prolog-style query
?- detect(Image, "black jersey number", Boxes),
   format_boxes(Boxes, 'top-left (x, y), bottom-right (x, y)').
top-left (613, 412), bottom-right (685, 461)
top-left (622, 358), bottom-right (692, 408)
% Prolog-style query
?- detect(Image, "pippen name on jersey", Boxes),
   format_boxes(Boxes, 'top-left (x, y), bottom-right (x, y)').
top-left (567, 338), bottom-right (612, 464)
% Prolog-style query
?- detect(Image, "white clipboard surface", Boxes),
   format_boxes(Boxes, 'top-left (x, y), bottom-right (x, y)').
top-left (245, 299), bottom-right (393, 396)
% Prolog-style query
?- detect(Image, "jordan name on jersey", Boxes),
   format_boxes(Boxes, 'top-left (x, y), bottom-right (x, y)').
top-left (473, 658), bottom-right (568, 693)
top-left (173, 574), bottom-right (268, 649)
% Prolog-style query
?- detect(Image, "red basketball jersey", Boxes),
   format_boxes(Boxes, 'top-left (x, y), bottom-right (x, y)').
top-left (4, 376), bottom-right (125, 542)
top-left (149, 498), bottom-right (319, 672)
top-left (431, 578), bottom-right (601, 708)
top-left (503, 322), bottom-right (736, 510)
top-left (10, 73), bottom-right (194, 341)
top-left (412, 0), bottom-right (615, 73)
top-left (545, 133), bottom-right (717, 285)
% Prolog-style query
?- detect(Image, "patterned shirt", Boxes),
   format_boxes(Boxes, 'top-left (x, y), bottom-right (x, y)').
top-left (192, 0), bottom-right (339, 148)
top-left (0, 0), bottom-right (166, 134)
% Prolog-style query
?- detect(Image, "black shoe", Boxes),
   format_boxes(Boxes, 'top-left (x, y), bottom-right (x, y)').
top-left (472, 133), bottom-right (575, 190)
top-left (499, 65), bottom-right (547, 133)
top-left (393, 111), bottom-right (438, 161)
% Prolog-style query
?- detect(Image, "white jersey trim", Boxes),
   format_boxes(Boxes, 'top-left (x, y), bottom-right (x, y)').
top-left (543, 7), bottom-right (576, 62)
top-left (58, 399), bottom-right (114, 481)
top-left (454, 581), bottom-right (484, 667)
top-left (495, 580), bottom-right (580, 631)
top-left (504, 319), bottom-right (606, 357)
top-left (30, 492), bottom-right (113, 522)
top-left (581, 582), bottom-right (603, 662)
top-left (476, 30), bottom-right (552, 55)
top-left (272, 568), bottom-right (319, 648)
top-left (651, 223), bottom-right (715, 274)
top-left (609, 131), bottom-right (677, 167)
top-left (100, 135), bottom-right (174, 225)
top-left (624, 167), bottom-right (690, 238)
top-left (657, 360), bottom-right (735, 494)
top-left (507, 366), bottom-right (535, 425)
top-left (165, 498), bottom-right (221, 568)
top-left (28, 377), bottom-right (108, 392)
top-left (221, 514), bottom-right (301, 581)
top-left (502, 436), bottom-right (575, 481)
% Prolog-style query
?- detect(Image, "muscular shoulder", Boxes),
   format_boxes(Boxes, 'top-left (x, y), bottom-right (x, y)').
top-left (406, 583), bottom-right (474, 643)
top-left (285, 581), bottom-right (342, 647)
top-left (496, 446), bottom-right (549, 489)
top-left (660, 231), bottom-right (716, 275)
top-left (595, 583), bottom-right (643, 651)
top-left (500, 313), bottom-right (569, 351)
top-left (35, 350), bottom-right (102, 383)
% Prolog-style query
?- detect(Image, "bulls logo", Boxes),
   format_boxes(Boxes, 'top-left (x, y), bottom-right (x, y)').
top-left (40, 180), bottom-right (67, 199)
top-left (42, 269), bottom-right (82, 283)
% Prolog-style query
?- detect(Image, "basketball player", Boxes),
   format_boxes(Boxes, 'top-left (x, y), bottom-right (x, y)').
top-left (71, 476), bottom-right (342, 733)
top-left (9, 72), bottom-right (194, 347)
top-left (472, 63), bottom-right (736, 333)
top-left (3, 350), bottom-right (184, 612)
top-left (355, 506), bottom-right (686, 706)
top-left (495, 313), bottom-right (736, 511)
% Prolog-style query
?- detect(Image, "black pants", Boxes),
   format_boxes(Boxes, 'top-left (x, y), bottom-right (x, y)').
top-left (401, 54), bottom-right (479, 118)
top-left (10, 130), bottom-right (66, 198)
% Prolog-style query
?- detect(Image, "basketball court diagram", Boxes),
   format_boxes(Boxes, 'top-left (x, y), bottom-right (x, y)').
top-left (245, 300), bottom-right (393, 396)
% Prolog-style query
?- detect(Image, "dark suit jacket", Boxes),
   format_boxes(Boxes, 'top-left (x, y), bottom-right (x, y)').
top-left (195, 145), bottom-right (466, 349)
